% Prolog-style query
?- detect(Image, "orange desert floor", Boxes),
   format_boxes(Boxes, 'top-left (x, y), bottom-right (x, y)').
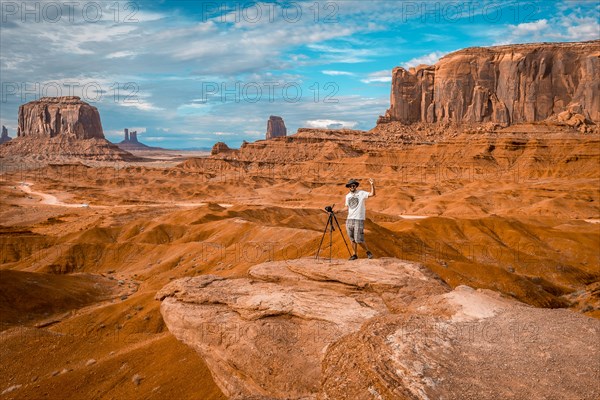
top-left (0, 126), bottom-right (599, 399)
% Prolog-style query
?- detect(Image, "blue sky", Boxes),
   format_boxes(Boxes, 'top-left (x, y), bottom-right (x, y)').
top-left (1, 0), bottom-right (598, 149)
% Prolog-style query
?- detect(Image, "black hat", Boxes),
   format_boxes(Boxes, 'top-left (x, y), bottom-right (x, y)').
top-left (345, 179), bottom-right (360, 188)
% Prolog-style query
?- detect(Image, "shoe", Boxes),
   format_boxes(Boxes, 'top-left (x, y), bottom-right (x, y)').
top-left (366, 251), bottom-right (373, 259)
top-left (349, 254), bottom-right (358, 260)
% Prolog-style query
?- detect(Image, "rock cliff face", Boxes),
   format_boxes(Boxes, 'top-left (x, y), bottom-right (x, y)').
top-left (157, 258), bottom-right (600, 400)
top-left (266, 116), bottom-right (287, 139)
top-left (17, 96), bottom-right (105, 139)
top-left (380, 40), bottom-right (600, 126)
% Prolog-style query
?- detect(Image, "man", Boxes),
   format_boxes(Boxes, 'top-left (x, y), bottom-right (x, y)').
top-left (344, 178), bottom-right (375, 260)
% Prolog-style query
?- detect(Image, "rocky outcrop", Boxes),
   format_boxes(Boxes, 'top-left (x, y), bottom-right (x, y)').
top-left (321, 286), bottom-right (600, 400)
top-left (0, 125), bottom-right (11, 144)
top-left (379, 40), bottom-right (600, 126)
top-left (266, 116), bottom-right (287, 139)
top-left (157, 258), bottom-right (600, 399)
top-left (157, 259), bottom-right (447, 399)
top-left (17, 96), bottom-right (105, 139)
top-left (211, 141), bottom-right (233, 155)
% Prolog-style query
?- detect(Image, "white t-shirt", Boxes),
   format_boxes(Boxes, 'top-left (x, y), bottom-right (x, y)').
top-left (345, 190), bottom-right (369, 220)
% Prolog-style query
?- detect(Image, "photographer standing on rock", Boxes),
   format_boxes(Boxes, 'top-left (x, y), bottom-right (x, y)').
top-left (344, 178), bottom-right (375, 260)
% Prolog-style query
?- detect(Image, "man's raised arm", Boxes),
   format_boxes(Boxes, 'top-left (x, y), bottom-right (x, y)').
top-left (368, 178), bottom-right (376, 197)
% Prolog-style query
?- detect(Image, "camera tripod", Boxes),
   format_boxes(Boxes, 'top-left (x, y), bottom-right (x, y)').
top-left (315, 205), bottom-right (353, 262)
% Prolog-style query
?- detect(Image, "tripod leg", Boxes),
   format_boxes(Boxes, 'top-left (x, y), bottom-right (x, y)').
top-left (315, 213), bottom-right (333, 259)
top-left (329, 217), bottom-right (333, 262)
top-left (332, 213), bottom-right (354, 257)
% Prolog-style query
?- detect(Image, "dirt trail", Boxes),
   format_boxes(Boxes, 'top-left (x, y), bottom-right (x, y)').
top-left (18, 182), bottom-right (226, 209)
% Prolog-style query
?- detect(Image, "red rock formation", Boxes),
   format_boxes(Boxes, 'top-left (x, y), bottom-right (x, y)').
top-left (380, 40), bottom-right (600, 126)
top-left (2, 97), bottom-right (139, 162)
top-left (157, 259), bottom-right (600, 399)
top-left (266, 116), bottom-right (287, 139)
top-left (0, 125), bottom-right (11, 144)
top-left (211, 141), bottom-right (232, 155)
top-left (17, 96), bottom-right (105, 139)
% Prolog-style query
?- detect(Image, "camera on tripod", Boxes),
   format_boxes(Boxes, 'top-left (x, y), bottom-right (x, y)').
top-left (316, 204), bottom-right (352, 261)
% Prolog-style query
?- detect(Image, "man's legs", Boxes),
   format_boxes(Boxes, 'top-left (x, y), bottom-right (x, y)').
top-left (346, 220), bottom-right (358, 260)
top-left (347, 219), bottom-right (373, 259)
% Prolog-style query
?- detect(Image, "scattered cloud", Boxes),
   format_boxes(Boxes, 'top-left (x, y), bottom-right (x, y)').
top-left (361, 70), bottom-right (392, 84)
top-left (322, 70), bottom-right (355, 76)
top-left (305, 119), bottom-right (358, 129)
top-left (106, 51), bottom-right (137, 59)
top-left (402, 51), bottom-right (448, 68)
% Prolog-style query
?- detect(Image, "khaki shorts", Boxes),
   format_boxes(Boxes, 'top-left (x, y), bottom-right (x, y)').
top-left (346, 219), bottom-right (365, 243)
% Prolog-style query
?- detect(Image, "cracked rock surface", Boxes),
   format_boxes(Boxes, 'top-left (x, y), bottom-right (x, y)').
top-left (157, 258), bottom-right (600, 400)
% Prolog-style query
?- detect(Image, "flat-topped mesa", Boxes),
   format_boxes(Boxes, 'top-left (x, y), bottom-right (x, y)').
top-left (379, 40), bottom-right (600, 126)
top-left (17, 96), bottom-right (105, 139)
top-left (266, 115), bottom-right (287, 139)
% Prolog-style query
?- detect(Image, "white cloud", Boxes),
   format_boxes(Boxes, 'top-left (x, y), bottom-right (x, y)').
top-left (563, 17), bottom-right (600, 41)
top-left (307, 44), bottom-right (377, 63)
top-left (512, 19), bottom-right (549, 35)
top-left (322, 70), bottom-right (355, 76)
top-left (402, 51), bottom-right (448, 68)
top-left (120, 101), bottom-right (163, 112)
top-left (361, 70), bottom-right (392, 84)
top-left (305, 119), bottom-right (358, 129)
top-left (106, 51), bottom-right (137, 59)
top-left (495, 15), bottom-right (599, 45)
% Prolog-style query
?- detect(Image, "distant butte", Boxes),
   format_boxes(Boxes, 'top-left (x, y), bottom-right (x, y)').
top-left (0, 96), bottom-right (137, 162)
top-left (0, 125), bottom-right (11, 144)
top-left (266, 115), bottom-right (287, 140)
top-left (117, 128), bottom-right (164, 151)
